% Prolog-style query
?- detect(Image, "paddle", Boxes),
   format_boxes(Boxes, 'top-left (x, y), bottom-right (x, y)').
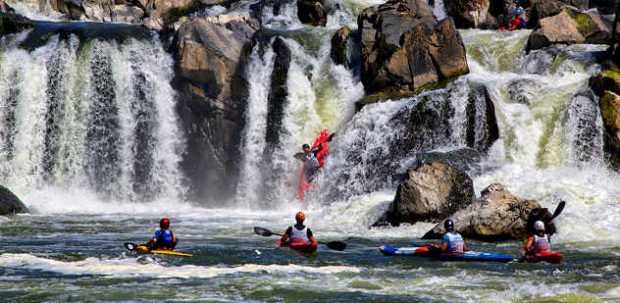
top-left (253, 226), bottom-right (347, 251)
top-left (519, 201), bottom-right (566, 262)
top-left (124, 242), bottom-right (138, 251)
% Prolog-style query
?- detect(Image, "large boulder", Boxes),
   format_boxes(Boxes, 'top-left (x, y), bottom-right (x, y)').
top-left (173, 14), bottom-right (260, 202)
top-left (358, 0), bottom-right (468, 94)
top-left (600, 90), bottom-right (620, 170)
top-left (374, 162), bottom-right (474, 226)
top-left (297, 0), bottom-right (326, 26)
top-left (423, 184), bottom-right (542, 241)
top-left (466, 85), bottom-right (499, 151)
top-left (0, 186), bottom-right (28, 215)
top-left (527, 8), bottom-right (612, 50)
top-left (443, 0), bottom-right (499, 29)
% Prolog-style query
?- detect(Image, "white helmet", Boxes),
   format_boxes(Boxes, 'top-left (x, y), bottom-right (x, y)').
top-left (534, 221), bottom-right (545, 231)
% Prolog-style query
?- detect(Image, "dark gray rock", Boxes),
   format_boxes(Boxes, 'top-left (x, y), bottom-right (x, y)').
top-left (466, 85), bottom-right (499, 151)
top-left (374, 162), bottom-right (474, 226)
top-left (297, 0), bottom-right (326, 26)
top-left (0, 185), bottom-right (28, 215)
top-left (331, 26), bottom-right (351, 65)
top-left (358, 0), bottom-right (468, 94)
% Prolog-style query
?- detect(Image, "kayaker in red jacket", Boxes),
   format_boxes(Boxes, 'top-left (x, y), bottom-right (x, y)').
top-left (280, 212), bottom-right (317, 245)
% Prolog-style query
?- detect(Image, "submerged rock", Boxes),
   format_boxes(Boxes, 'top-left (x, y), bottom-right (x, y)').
top-left (423, 184), bottom-right (542, 241)
top-left (374, 162), bottom-right (474, 226)
top-left (0, 185), bottom-right (28, 215)
top-left (358, 0), bottom-right (468, 95)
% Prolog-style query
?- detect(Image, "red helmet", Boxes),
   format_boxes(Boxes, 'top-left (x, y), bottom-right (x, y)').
top-left (160, 218), bottom-right (170, 229)
top-left (295, 212), bottom-right (305, 222)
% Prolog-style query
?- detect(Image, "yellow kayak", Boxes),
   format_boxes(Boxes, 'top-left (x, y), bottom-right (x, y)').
top-left (125, 242), bottom-right (193, 257)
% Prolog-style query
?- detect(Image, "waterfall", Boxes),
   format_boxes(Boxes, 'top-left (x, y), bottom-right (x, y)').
top-left (0, 32), bottom-right (186, 203)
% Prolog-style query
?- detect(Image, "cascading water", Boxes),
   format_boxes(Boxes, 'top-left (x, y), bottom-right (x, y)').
top-left (1, 1), bottom-right (619, 302)
top-left (0, 31), bottom-right (186, 206)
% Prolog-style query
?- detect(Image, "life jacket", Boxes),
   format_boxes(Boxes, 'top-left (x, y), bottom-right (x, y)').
top-left (445, 232), bottom-right (465, 253)
top-left (533, 234), bottom-right (551, 253)
top-left (305, 155), bottom-right (320, 171)
top-left (290, 226), bottom-right (309, 243)
top-left (157, 230), bottom-right (176, 247)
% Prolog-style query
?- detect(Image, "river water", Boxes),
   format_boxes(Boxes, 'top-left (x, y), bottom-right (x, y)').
top-left (1, 0), bottom-right (620, 302)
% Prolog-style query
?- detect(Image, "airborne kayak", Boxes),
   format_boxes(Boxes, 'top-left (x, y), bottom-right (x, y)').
top-left (379, 246), bottom-right (514, 263)
top-left (298, 129), bottom-right (330, 201)
top-left (523, 250), bottom-right (563, 264)
top-left (276, 240), bottom-right (318, 254)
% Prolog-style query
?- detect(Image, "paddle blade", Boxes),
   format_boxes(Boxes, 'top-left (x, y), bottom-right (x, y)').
top-left (326, 241), bottom-right (347, 251)
top-left (253, 226), bottom-right (274, 237)
top-left (326, 133), bottom-right (335, 142)
top-left (551, 201), bottom-right (566, 220)
top-left (124, 242), bottom-right (138, 251)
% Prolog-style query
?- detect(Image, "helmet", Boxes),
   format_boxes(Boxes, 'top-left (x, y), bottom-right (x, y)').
top-left (302, 143), bottom-right (310, 149)
top-left (160, 218), bottom-right (170, 229)
top-left (444, 219), bottom-right (454, 231)
top-left (534, 220), bottom-right (545, 231)
top-left (514, 8), bottom-right (522, 15)
top-left (295, 212), bottom-right (306, 222)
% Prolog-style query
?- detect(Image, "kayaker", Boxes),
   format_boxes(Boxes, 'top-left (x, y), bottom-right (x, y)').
top-left (498, 8), bottom-right (526, 31)
top-left (145, 218), bottom-right (178, 251)
top-left (280, 212), bottom-right (317, 245)
top-left (431, 219), bottom-right (467, 253)
top-left (523, 220), bottom-right (552, 255)
top-left (295, 143), bottom-right (324, 182)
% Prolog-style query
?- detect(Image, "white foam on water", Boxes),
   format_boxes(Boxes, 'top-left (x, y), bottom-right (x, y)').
top-left (0, 253), bottom-right (360, 279)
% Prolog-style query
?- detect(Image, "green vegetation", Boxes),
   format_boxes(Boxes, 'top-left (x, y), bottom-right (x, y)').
top-left (567, 10), bottom-right (598, 38)
top-left (356, 77), bottom-right (457, 111)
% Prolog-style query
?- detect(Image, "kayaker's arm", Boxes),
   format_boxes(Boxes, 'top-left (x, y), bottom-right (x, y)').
top-left (307, 228), bottom-right (317, 244)
top-left (523, 236), bottom-right (535, 254)
top-left (280, 227), bottom-right (292, 243)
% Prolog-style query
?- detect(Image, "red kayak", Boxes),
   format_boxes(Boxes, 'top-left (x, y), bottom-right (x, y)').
top-left (522, 249), bottom-right (563, 264)
top-left (275, 240), bottom-right (318, 254)
top-left (298, 129), bottom-right (330, 201)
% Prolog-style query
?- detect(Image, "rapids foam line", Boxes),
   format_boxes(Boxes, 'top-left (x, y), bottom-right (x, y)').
top-left (0, 253), bottom-right (360, 279)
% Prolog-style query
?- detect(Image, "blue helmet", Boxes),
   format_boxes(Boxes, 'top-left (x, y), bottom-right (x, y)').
top-left (514, 9), bottom-right (522, 15)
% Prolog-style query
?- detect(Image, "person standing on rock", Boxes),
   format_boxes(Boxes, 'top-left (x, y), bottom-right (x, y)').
top-left (522, 220), bottom-right (552, 255)
top-left (431, 219), bottom-right (467, 254)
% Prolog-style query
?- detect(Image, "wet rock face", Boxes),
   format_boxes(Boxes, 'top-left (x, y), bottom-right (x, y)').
top-left (0, 186), bottom-right (28, 216)
top-left (331, 26), bottom-right (351, 66)
top-left (423, 183), bottom-right (542, 241)
top-left (443, 0), bottom-right (497, 29)
top-left (358, 0), bottom-right (468, 94)
top-left (374, 162), bottom-right (474, 226)
top-left (173, 15), bottom-right (259, 202)
top-left (527, 7), bottom-right (612, 50)
top-left (600, 91), bottom-right (620, 170)
top-left (297, 0), bottom-right (326, 26)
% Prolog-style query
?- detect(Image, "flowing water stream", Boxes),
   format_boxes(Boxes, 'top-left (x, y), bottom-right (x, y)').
top-left (0, 1), bottom-right (619, 302)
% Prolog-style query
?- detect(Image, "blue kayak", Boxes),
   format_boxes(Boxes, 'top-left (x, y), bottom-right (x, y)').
top-left (379, 245), bottom-right (514, 263)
